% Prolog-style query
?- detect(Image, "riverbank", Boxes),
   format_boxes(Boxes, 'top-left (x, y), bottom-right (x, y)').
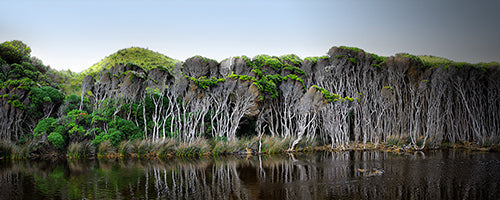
top-left (1, 136), bottom-right (498, 161)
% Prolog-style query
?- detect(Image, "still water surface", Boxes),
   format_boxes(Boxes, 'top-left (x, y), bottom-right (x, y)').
top-left (0, 150), bottom-right (498, 200)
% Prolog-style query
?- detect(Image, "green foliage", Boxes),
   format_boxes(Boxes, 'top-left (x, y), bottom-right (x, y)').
top-left (176, 139), bottom-right (210, 157)
top-left (66, 142), bottom-right (92, 158)
top-left (338, 46), bottom-right (365, 53)
top-left (371, 53), bottom-right (386, 69)
top-left (417, 55), bottom-right (499, 71)
top-left (29, 86), bottom-right (65, 119)
top-left (0, 40), bottom-right (31, 64)
top-left (48, 132), bottom-right (65, 149)
top-left (382, 86), bottom-right (394, 90)
top-left (0, 56), bottom-right (6, 66)
top-left (110, 117), bottom-right (142, 140)
top-left (67, 109), bottom-right (90, 124)
top-left (227, 73), bottom-right (258, 82)
top-left (399, 53), bottom-right (432, 68)
top-left (30, 86), bottom-right (64, 105)
top-left (279, 54), bottom-right (302, 66)
top-left (234, 55), bottom-right (254, 68)
top-left (310, 85), bottom-right (357, 103)
top-left (11, 99), bottom-right (24, 109)
top-left (0, 73), bottom-right (5, 83)
top-left (92, 117), bottom-right (142, 146)
top-left (474, 62), bottom-right (500, 71)
top-left (348, 57), bottom-right (357, 64)
top-left (253, 55), bottom-right (283, 71)
top-left (418, 55), bottom-right (453, 67)
top-left (0, 77), bottom-right (34, 90)
top-left (43, 68), bottom-right (80, 95)
top-left (257, 75), bottom-right (279, 98)
top-left (61, 94), bottom-right (88, 115)
top-left (312, 85), bottom-right (339, 102)
top-left (4, 62), bottom-right (44, 82)
top-left (34, 117), bottom-right (57, 136)
top-left (282, 66), bottom-right (305, 75)
top-left (282, 74), bottom-right (306, 91)
top-left (80, 47), bottom-right (179, 80)
top-left (192, 55), bottom-right (218, 66)
top-left (188, 76), bottom-right (225, 89)
top-left (304, 56), bottom-right (329, 65)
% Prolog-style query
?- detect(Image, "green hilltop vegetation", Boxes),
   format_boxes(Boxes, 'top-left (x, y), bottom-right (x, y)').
top-left (79, 47), bottom-right (179, 79)
top-left (61, 47), bottom-right (179, 95)
top-left (401, 54), bottom-right (499, 70)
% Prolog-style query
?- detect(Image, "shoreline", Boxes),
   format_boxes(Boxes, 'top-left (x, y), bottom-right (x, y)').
top-left (2, 139), bottom-right (498, 161)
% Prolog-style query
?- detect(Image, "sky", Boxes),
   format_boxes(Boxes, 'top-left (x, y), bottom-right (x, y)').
top-left (1, 0), bottom-right (499, 72)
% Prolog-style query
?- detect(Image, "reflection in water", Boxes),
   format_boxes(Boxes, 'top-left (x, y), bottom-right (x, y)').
top-left (0, 151), bottom-right (498, 200)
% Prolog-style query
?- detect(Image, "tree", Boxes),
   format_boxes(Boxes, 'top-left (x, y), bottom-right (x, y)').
top-left (48, 132), bottom-right (65, 149)
top-left (29, 86), bottom-right (65, 119)
top-left (0, 40), bottom-right (31, 64)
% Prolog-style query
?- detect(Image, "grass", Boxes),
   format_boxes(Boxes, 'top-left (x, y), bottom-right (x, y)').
top-left (67, 142), bottom-right (93, 159)
top-left (156, 139), bottom-right (177, 158)
top-left (260, 136), bottom-right (292, 154)
top-left (212, 140), bottom-right (240, 156)
top-left (97, 141), bottom-right (117, 158)
top-left (118, 140), bottom-right (134, 157)
top-left (176, 138), bottom-right (211, 157)
top-left (385, 135), bottom-right (410, 147)
top-left (79, 47), bottom-right (179, 81)
top-left (401, 54), bottom-right (500, 71)
top-left (0, 141), bottom-right (35, 159)
top-left (5, 135), bottom-right (500, 160)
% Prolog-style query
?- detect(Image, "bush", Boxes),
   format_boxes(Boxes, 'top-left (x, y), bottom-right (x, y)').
top-left (12, 99), bottom-right (25, 109)
top-left (0, 40), bottom-right (31, 64)
top-left (61, 95), bottom-right (83, 115)
top-left (93, 128), bottom-right (122, 147)
top-left (33, 117), bottom-right (57, 136)
top-left (48, 132), bottom-right (65, 149)
top-left (109, 117), bottom-right (142, 140)
top-left (29, 86), bottom-right (65, 119)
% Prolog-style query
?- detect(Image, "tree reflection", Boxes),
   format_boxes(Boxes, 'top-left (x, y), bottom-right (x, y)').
top-left (0, 151), bottom-right (498, 200)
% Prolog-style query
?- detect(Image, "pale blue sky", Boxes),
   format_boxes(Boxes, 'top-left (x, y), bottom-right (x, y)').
top-left (1, 0), bottom-right (499, 72)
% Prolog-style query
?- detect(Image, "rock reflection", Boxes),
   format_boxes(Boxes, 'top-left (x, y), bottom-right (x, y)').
top-left (0, 150), bottom-right (498, 200)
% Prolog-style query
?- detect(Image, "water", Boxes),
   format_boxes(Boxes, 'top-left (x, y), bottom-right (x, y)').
top-left (0, 150), bottom-right (498, 200)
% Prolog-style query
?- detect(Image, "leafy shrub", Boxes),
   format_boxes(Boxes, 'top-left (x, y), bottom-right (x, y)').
top-left (0, 40), bottom-right (31, 64)
top-left (282, 66), bottom-right (305, 75)
top-left (109, 117), bottom-right (142, 140)
top-left (29, 86), bottom-right (65, 119)
top-left (12, 99), bottom-right (24, 109)
top-left (61, 95), bottom-right (86, 115)
top-left (338, 46), bottom-right (365, 53)
top-left (253, 55), bottom-right (283, 71)
top-left (399, 53), bottom-right (431, 68)
top-left (188, 76), bottom-right (225, 89)
top-left (304, 56), bottom-right (329, 65)
top-left (279, 54), bottom-right (302, 66)
top-left (48, 132), bottom-right (65, 149)
top-left (312, 85), bottom-right (339, 102)
top-left (282, 74), bottom-right (306, 90)
top-left (92, 117), bottom-right (142, 146)
top-left (371, 53), bottom-right (386, 69)
top-left (34, 117), bottom-right (57, 136)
